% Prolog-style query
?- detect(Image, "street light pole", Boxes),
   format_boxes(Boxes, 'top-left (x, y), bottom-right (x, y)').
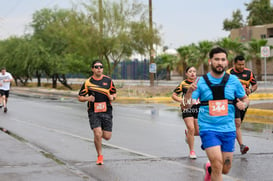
top-left (149, 0), bottom-right (154, 86)
top-left (99, 0), bottom-right (103, 60)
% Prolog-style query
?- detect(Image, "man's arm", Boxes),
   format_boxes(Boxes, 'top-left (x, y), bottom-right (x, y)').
top-left (246, 71), bottom-right (258, 95)
top-left (78, 95), bottom-right (95, 102)
top-left (3, 76), bottom-right (13, 82)
top-left (236, 96), bottom-right (249, 110)
top-left (246, 83), bottom-right (257, 95)
top-left (109, 93), bottom-right (117, 101)
top-left (181, 81), bottom-right (198, 109)
top-left (250, 83), bottom-right (258, 93)
top-left (172, 92), bottom-right (182, 103)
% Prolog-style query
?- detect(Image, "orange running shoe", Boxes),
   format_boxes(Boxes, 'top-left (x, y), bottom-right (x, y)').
top-left (96, 155), bottom-right (104, 165)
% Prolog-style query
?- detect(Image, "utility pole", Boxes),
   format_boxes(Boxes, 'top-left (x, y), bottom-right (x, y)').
top-left (99, 0), bottom-right (103, 60)
top-left (149, 0), bottom-right (154, 86)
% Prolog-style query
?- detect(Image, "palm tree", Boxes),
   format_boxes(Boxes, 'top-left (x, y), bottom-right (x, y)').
top-left (216, 37), bottom-right (246, 68)
top-left (177, 46), bottom-right (191, 76)
top-left (247, 39), bottom-right (268, 81)
top-left (196, 41), bottom-right (214, 74)
top-left (155, 53), bottom-right (179, 80)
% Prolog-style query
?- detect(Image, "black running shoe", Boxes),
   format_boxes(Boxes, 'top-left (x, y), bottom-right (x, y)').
top-left (3, 107), bottom-right (7, 113)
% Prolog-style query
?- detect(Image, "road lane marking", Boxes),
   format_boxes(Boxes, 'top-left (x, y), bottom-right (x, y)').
top-left (12, 118), bottom-right (158, 159)
top-left (11, 118), bottom-right (241, 180)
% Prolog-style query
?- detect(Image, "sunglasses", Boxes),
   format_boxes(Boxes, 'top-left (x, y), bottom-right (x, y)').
top-left (93, 65), bottom-right (103, 69)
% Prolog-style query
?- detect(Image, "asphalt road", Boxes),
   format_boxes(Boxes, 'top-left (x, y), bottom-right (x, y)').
top-left (1, 95), bottom-right (273, 181)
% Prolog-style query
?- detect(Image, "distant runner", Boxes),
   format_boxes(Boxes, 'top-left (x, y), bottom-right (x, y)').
top-left (0, 67), bottom-right (13, 113)
top-left (78, 60), bottom-right (117, 165)
top-left (172, 66), bottom-right (199, 159)
top-left (226, 55), bottom-right (257, 154)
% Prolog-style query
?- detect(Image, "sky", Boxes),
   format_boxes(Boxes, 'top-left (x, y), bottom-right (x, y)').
top-left (0, 0), bottom-right (254, 49)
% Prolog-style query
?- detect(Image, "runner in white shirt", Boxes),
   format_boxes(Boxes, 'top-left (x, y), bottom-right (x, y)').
top-left (0, 67), bottom-right (13, 113)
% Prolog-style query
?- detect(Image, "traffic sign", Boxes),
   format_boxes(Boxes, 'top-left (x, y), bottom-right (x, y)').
top-left (261, 46), bottom-right (270, 57)
top-left (149, 63), bottom-right (157, 73)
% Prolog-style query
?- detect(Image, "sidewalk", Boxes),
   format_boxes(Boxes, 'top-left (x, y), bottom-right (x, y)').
top-left (0, 129), bottom-right (89, 181)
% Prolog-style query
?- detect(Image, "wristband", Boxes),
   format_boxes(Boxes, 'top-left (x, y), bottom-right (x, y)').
top-left (243, 102), bottom-right (248, 108)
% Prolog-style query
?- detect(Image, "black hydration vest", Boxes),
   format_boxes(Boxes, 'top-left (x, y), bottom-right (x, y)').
top-left (200, 73), bottom-right (234, 106)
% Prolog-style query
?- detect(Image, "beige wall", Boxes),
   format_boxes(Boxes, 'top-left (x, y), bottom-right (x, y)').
top-left (229, 23), bottom-right (273, 80)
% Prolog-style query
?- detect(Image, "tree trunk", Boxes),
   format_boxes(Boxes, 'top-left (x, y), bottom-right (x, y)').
top-left (52, 74), bottom-right (58, 89)
top-left (57, 74), bottom-right (72, 90)
top-left (36, 70), bottom-right (41, 87)
top-left (104, 54), bottom-right (112, 75)
top-left (18, 77), bottom-right (29, 86)
top-left (180, 61), bottom-right (187, 77)
top-left (203, 63), bottom-right (209, 74)
top-left (166, 66), bottom-right (171, 80)
top-left (14, 78), bottom-right (18, 86)
top-left (255, 58), bottom-right (262, 81)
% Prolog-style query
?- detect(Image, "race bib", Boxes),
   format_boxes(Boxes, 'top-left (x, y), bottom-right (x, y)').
top-left (208, 99), bottom-right (228, 116)
top-left (94, 102), bottom-right (107, 113)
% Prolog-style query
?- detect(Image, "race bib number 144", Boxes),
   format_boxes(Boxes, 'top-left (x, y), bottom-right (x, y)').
top-left (209, 99), bottom-right (228, 116)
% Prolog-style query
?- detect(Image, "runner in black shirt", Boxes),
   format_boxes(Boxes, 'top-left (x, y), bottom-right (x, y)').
top-left (226, 55), bottom-right (257, 154)
top-left (172, 66), bottom-right (199, 159)
top-left (78, 60), bottom-right (117, 165)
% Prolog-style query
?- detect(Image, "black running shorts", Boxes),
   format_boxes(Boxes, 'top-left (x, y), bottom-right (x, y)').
top-left (88, 111), bottom-right (113, 131)
top-left (182, 104), bottom-right (199, 119)
top-left (235, 106), bottom-right (248, 122)
top-left (0, 90), bottom-right (9, 98)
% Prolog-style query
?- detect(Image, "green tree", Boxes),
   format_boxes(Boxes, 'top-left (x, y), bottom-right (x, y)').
top-left (176, 46), bottom-right (191, 76)
top-left (245, 0), bottom-right (273, 26)
top-left (0, 37), bottom-right (32, 85)
top-left (83, 0), bottom-right (161, 75)
top-left (196, 41), bottom-right (214, 74)
top-left (155, 54), bottom-right (178, 80)
top-left (247, 39), bottom-right (268, 80)
top-left (223, 9), bottom-right (244, 31)
top-left (216, 37), bottom-right (246, 67)
top-left (31, 8), bottom-right (98, 89)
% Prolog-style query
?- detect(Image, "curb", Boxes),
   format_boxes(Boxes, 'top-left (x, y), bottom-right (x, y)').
top-left (10, 88), bottom-right (273, 122)
top-left (247, 108), bottom-right (273, 117)
top-left (249, 93), bottom-right (273, 100)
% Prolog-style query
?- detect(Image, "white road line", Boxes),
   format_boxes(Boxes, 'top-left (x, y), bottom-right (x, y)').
top-left (11, 118), bottom-right (242, 180)
top-left (12, 118), bottom-right (158, 158)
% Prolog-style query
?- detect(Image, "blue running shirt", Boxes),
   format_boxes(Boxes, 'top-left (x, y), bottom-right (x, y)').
top-left (192, 72), bottom-right (246, 132)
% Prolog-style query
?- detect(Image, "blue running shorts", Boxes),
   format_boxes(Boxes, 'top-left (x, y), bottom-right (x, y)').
top-left (200, 131), bottom-right (236, 152)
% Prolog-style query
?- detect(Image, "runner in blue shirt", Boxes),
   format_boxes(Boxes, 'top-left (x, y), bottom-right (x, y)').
top-left (183, 47), bottom-right (249, 181)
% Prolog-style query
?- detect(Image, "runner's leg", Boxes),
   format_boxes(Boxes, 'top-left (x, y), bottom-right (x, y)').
top-left (235, 118), bottom-right (243, 146)
top-left (102, 131), bottom-right (112, 140)
top-left (205, 146), bottom-right (223, 180)
top-left (184, 117), bottom-right (195, 152)
top-left (222, 152), bottom-right (233, 174)
top-left (93, 127), bottom-right (103, 156)
top-left (194, 118), bottom-right (199, 136)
